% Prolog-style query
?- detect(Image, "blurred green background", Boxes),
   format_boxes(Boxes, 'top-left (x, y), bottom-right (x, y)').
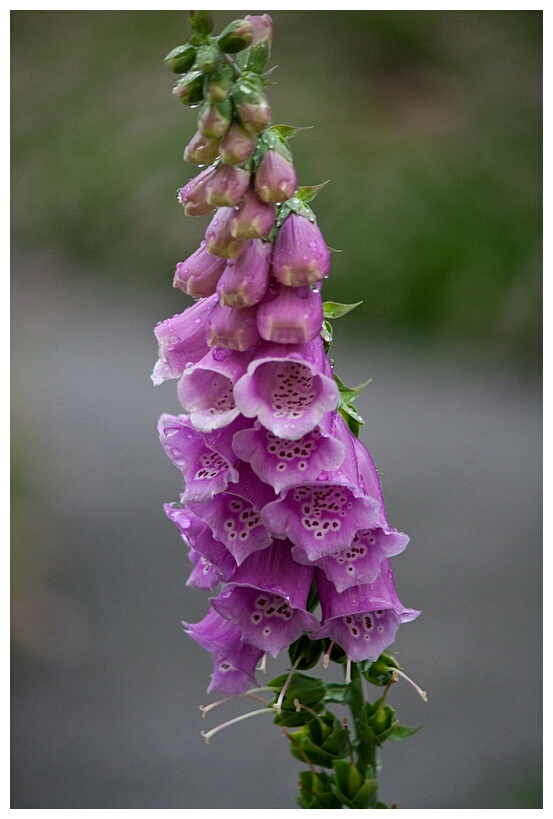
top-left (11, 9), bottom-right (542, 361)
top-left (11, 10), bottom-right (542, 810)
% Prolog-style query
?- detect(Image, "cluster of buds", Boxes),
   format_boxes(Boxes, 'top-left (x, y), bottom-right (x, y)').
top-left (154, 12), bottom-right (422, 808)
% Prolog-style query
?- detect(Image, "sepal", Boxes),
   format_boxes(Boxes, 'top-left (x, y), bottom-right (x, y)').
top-left (296, 771), bottom-right (341, 809)
top-left (164, 43), bottom-right (196, 73)
top-left (268, 673), bottom-right (326, 727)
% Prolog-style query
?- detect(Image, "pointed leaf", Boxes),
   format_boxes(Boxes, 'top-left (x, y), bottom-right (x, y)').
top-left (296, 181), bottom-right (329, 203)
top-left (323, 300), bottom-right (363, 320)
top-left (387, 724), bottom-right (422, 741)
top-left (270, 123), bottom-right (313, 139)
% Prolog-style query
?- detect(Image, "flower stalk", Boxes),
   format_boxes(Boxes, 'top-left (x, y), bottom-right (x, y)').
top-left (153, 10), bottom-right (423, 808)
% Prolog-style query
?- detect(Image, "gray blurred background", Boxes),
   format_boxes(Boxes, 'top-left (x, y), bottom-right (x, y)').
top-left (11, 10), bottom-right (542, 809)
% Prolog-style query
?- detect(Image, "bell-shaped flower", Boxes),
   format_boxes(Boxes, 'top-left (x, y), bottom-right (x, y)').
top-left (151, 293), bottom-right (217, 384)
top-left (165, 504), bottom-right (237, 589)
top-left (212, 540), bottom-right (318, 658)
top-left (177, 347), bottom-right (254, 431)
top-left (309, 564), bottom-right (420, 663)
top-left (219, 120), bottom-right (257, 165)
top-left (198, 101), bottom-right (233, 140)
top-left (262, 416), bottom-right (383, 561)
top-left (254, 149), bottom-right (297, 203)
top-left (205, 164), bottom-right (251, 207)
top-left (177, 165), bottom-right (218, 217)
top-left (256, 281), bottom-right (323, 345)
top-left (273, 212), bottom-right (330, 287)
top-left (173, 242), bottom-right (227, 298)
top-left (231, 412), bottom-right (345, 495)
top-left (184, 130), bottom-right (221, 166)
top-left (233, 336), bottom-right (339, 440)
top-left (183, 608), bottom-right (262, 694)
top-left (217, 239), bottom-right (272, 309)
top-left (206, 302), bottom-right (261, 351)
top-left (187, 463), bottom-right (275, 566)
top-left (158, 414), bottom-right (249, 502)
top-left (205, 207), bottom-right (251, 260)
top-left (295, 525), bottom-right (410, 593)
top-left (229, 189), bottom-right (276, 240)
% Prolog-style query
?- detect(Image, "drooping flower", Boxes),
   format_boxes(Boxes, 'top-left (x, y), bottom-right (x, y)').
top-left (256, 281), bottom-right (323, 345)
top-left (229, 189), bottom-right (276, 240)
top-left (272, 211), bottom-right (330, 287)
top-left (206, 302), bottom-right (261, 351)
top-left (309, 565), bottom-right (420, 663)
top-left (205, 207), bottom-right (251, 259)
top-left (205, 163), bottom-right (251, 207)
top-left (198, 100), bottom-right (233, 140)
top-left (219, 120), bottom-right (257, 165)
top-left (233, 335), bottom-right (339, 440)
top-left (254, 148), bottom-right (297, 203)
top-left (177, 164), bottom-right (218, 217)
top-left (216, 239), bottom-right (272, 308)
top-left (212, 540), bottom-right (318, 657)
top-left (231, 412), bottom-right (345, 495)
top-left (173, 242), bottom-right (227, 298)
top-left (184, 130), bottom-right (221, 165)
top-left (151, 293), bottom-right (218, 384)
top-left (177, 347), bottom-right (254, 431)
top-left (183, 608), bottom-right (262, 694)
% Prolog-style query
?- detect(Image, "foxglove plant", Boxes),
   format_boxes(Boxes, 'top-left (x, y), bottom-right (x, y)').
top-left (154, 11), bottom-right (425, 809)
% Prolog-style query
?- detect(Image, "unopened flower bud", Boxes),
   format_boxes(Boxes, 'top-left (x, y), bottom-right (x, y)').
top-left (205, 207), bottom-right (251, 259)
top-left (205, 164), bottom-right (251, 207)
top-left (254, 149), bottom-right (297, 203)
top-left (273, 212), bottom-right (330, 286)
top-left (173, 71), bottom-right (204, 106)
top-left (219, 121), bottom-right (257, 165)
top-left (256, 281), bottom-right (323, 344)
top-left (195, 44), bottom-right (219, 73)
top-left (229, 189), bottom-right (276, 239)
top-left (217, 19), bottom-right (254, 53)
top-left (217, 239), bottom-right (272, 308)
top-left (184, 131), bottom-right (221, 166)
top-left (189, 10), bottom-right (214, 36)
top-left (164, 43), bottom-right (196, 74)
top-left (198, 100), bottom-right (233, 140)
top-left (173, 242), bottom-right (227, 297)
top-left (233, 77), bottom-right (271, 135)
top-left (241, 15), bottom-right (273, 72)
top-left (206, 302), bottom-right (261, 351)
top-left (204, 64), bottom-right (234, 104)
top-left (177, 164), bottom-right (218, 217)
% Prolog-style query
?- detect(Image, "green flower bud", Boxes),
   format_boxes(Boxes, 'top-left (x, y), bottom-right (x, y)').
top-left (233, 76), bottom-right (271, 135)
top-left (204, 64), bottom-right (234, 104)
top-left (173, 71), bottom-right (204, 106)
top-left (188, 11), bottom-right (214, 37)
top-left (195, 44), bottom-right (219, 74)
top-left (198, 100), bottom-right (233, 139)
top-left (164, 43), bottom-right (196, 74)
top-left (239, 14), bottom-right (273, 73)
top-left (362, 653), bottom-right (399, 687)
top-left (217, 19), bottom-right (254, 53)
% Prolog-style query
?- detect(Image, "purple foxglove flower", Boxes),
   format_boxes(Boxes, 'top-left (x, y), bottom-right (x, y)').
top-left (254, 149), bottom-right (297, 204)
top-left (205, 207), bottom-right (251, 260)
top-left (219, 121), bottom-right (257, 165)
top-left (231, 412), bottom-right (345, 495)
top-left (177, 347), bottom-right (254, 431)
top-left (184, 131), bottom-right (221, 166)
top-left (233, 335), bottom-right (339, 440)
top-left (273, 212), bottom-right (331, 287)
top-left (198, 101), bottom-right (233, 140)
top-left (246, 14), bottom-right (273, 49)
top-left (212, 540), bottom-right (318, 658)
top-left (165, 504), bottom-right (237, 589)
top-left (187, 467), bottom-right (274, 566)
top-left (295, 525), bottom-right (409, 593)
top-left (158, 414), bottom-right (250, 502)
top-left (151, 293), bottom-right (218, 384)
top-left (309, 565), bottom-right (420, 663)
top-left (177, 165), bottom-right (218, 217)
top-left (183, 608), bottom-right (262, 694)
top-left (256, 281), bottom-right (323, 345)
top-left (206, 302), bottom-right (261, 352)
top-left (205, 164), bottom-right (251, 207)
top-left (217, 239), bottom-right (272, 309)
top-left (173, 242), bottom-right (227, 298)
top-left (229, 189), bottom-right (276, 240)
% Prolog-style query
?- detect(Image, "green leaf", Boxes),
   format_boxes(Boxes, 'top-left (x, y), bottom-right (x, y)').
top-left (334, 373), bottom-right (372, 403)
top-left (270, 123), bottom-right (313, 139)
top-left (295, 181), bottom-right (329, 203)
top-left (323, 300), bottom-right (363, 319)
top-left (387, 724), bottom-right (422, 741)
top-left (320, 319), bottom-right (333, 345)
top-left (323, 682), bottom-right (356, 706)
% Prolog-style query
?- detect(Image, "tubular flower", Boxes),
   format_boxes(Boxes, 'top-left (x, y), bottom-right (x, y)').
top-left (151, 293), bottom-right (218, 384)
top-left (272, 211), bottom-right (330, 287)
top-left (173, 242), bottom-right (227, 298)
top-left (216, 239), bottom-right (272, 308)
top-left (256, 281), bottom-right (324, 345)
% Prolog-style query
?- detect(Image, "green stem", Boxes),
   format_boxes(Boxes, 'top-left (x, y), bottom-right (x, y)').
top-left (348, 663), bottom-right (378, 792)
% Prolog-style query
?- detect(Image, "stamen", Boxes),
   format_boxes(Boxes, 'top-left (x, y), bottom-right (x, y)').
top-left (274, 657), bottom-right (301, 715)
top-left (257, 652), bottom-right (268, 674)
top-left (391, 667), bottom-right (428, 702)
top-left (323, 640), bottom-right (335, 668)
top-left (200, 707), bottom-right (273, 744)
top-left (345, 657), bottom-right (352, 684)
